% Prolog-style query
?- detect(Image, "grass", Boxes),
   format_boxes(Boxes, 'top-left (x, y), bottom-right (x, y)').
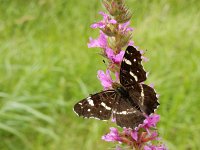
top-left (0, 0), bottom-right (199, 149)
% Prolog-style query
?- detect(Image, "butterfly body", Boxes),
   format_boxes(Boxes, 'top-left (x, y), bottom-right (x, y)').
top-left (115, 85), bottom-right (129, 98)
top-left (73, 46), bottom-right (159, 129)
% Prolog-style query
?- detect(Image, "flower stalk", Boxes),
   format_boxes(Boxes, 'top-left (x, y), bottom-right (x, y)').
top-left (88, 0), bottom-right (167, 149)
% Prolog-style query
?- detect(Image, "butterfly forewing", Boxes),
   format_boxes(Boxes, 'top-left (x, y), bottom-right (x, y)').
top-left (120, 46), bottom-right (147, 87)
top-left (73, 90), bottom-right (117, 120)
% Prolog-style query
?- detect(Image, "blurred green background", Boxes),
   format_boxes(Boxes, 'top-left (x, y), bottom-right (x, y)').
top-left (0, 0), bottom-right (199, 149)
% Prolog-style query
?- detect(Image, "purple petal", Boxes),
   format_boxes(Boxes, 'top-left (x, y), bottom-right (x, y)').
top-left (105, 47), bottom-right (115, 60)
top-left (149, 83), bottom-right (154, 88)
top-left (98, 31), bottom-right (108, 47)
top-left (88, 31), bottom-right (107, 48)
top-left (105, 49), bottom-right (125, 64)
top-left (91, 22), bottom-right (105, 29)
top-left (121, 21), bottom-right (130, 28)
top-left (110, 127), bottom-right (118, 134)
top-left (131, 131), bottom-right (138, 141)
top-left (144, 145), bottom-right (152, 150)
top-left (119, 21), bottom-right (134, 32)
top-left (109, 19), bottom-right (117, 24)
top-left (143, 114), bottom-right (160, 129)
top-left (99, 11), bottom-right (109, 20)
top-left (113, 50), bottom-right (125, 63)
top-left (97, 70), bottom-right (113, 89)
top-left (151, 131), bottom-right (158, 139)
top-left (102, 127), bottom-right (121, 142)
top-left (88, 37), bottom-right (100, 48)
top-left (140, 50), bottom-right (145, 55)
top-left (141, 56), bottom-right (149, 62)
top-left (144, 144), bottom-right (168, 150)
top-left (123, 128), bottom-right (131, 135)
top-left (128, 41), bottom-right (134, 46)
top-left (115, 146), bottom-right (121, 150)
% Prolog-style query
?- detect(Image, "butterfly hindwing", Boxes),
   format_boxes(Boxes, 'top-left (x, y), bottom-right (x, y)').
top-left (140, 84), bottom-right (159, 115)
top-left (73, 90), bottom-right (117, 120)
top-left (114, 95), bottom-right (145, 129)
top-left (128, 84), bottom-right (159, 115)
top-left (120, 46), bottom-right (147, 87)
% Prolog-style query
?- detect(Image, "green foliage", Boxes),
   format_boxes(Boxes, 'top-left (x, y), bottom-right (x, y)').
top-left (0, 0), bottom-right (199, 149)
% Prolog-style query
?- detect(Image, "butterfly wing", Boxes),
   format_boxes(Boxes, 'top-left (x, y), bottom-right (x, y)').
top-left (113, 95), bottom-right (145, 129)
top-left (73, 90), bottom-right (117, 120)
top-left (120, 46), bottom-right (147, 87)
top-left (120, 46), bottom-right (159, 115)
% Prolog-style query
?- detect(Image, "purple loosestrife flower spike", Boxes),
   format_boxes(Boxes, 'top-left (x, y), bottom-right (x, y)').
top-left (87, 0), bottom-right (167, 149)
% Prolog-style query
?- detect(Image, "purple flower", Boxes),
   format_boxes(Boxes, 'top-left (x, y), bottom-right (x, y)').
top-left (105, 48), bottom-right (125, 64)
top-left (91, 11), bottom-right (117, 29)
top-left (105, 47), bottom-right (114, 59)
top-left (122, 128), bottom-right (138, 141)
top-left (115, 146), bottom-right (122, 150)
top-left (114, 51), bottom-right (125, 63)
top-left (141, 56), bottom-right (149, 62)
top-left (119, 21), bottom-right (134, 33)
top-left (140, 50), bottom-right (144, 55)
top-left (97, 69), bottom-right (113, 90)
top-left (131, 130), bottom-right (138, 141)
top-left (144, 144), bottom-right (168, 150)
top-left (102, 127), bottom-right (121, 142)
top-left (142, 114), bottom-right (160, 130)
top-left (88, 31), bottom-right (107, 48)
top-left (128, 40), bottom-right (134, 46)
top-left (149, 83), bottom-right (154, 88)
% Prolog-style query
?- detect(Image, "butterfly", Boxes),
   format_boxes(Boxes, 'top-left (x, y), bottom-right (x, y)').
top-left (73, 46), bottom-right (159, 129)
